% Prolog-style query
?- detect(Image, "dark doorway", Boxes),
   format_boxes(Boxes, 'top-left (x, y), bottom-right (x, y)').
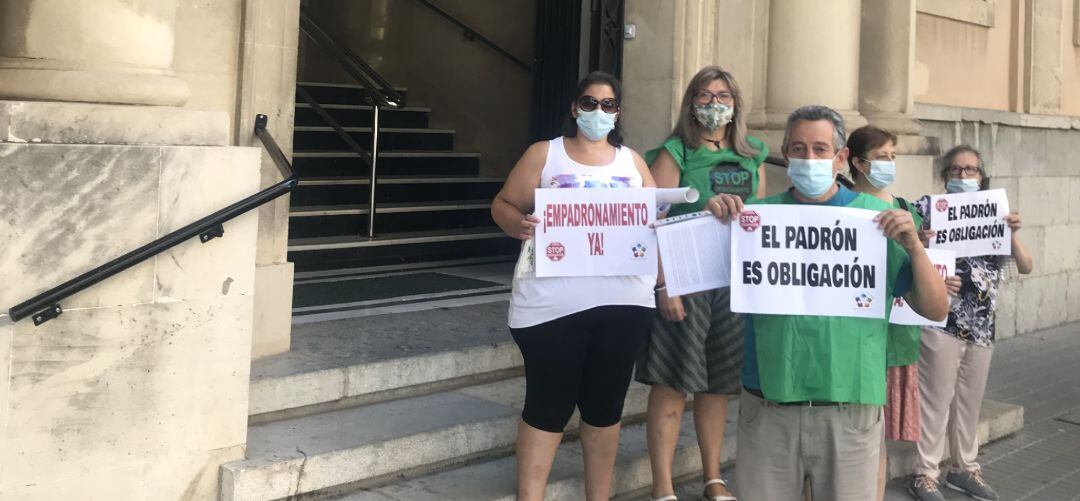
top-left (529, 0), bottom-right (624, 142)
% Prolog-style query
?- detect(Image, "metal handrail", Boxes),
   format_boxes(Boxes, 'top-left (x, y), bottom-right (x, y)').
top-left (299, 5), bottom-right (406, 109)
top-left (295, 86), bottom-right (381, 237)
top-left (298, 5), bottom-right (403, 236)
top-left (413, 0), bottom-right (532, 71)
top-left (764, 155), bottom-right (785, 167)
top-left (6, 115), bottom-right (297, 326)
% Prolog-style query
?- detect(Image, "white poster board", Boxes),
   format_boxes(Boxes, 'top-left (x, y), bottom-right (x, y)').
top-left (534, 188), bottom-right (657, 277)
top-left (730, 204), bottom-right (888, 319)
top-left (655, 212), bottom-right (732, 296)
top-left (928, 189), bottom-right (1011, 258)
top-left (889, 248), bottom-right (956, 327)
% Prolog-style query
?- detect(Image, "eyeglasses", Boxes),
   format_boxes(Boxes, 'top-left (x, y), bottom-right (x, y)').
top-left (694, 90), bottom-right (734, 105)
top-left (577, 96), bottom-right (620, 113)
top-left (947, 165), bottom-right (981, 176)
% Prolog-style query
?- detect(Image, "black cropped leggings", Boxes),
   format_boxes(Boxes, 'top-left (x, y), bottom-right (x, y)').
top-left (509, 305), bottom-right (652, 433)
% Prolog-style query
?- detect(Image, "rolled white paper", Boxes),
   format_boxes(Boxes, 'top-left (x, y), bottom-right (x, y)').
top-left (656, 187), bottom-right (700, 205)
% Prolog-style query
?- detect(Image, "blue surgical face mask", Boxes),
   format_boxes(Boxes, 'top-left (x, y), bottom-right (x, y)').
top-left (866, 160), bottom-right (896, 189)
top-left (946, 178), bottom-right (981, 193)
top-left (787, 157), bottom-right (837, 198)
top-left (576, 108), bottom-right (617, 141)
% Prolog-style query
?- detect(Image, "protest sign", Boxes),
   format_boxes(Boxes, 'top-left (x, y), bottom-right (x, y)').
top-left (889, 248), bottom-right (956, 327)
top-left (730, 204), bottom-right (888, 318)
top-left (655, 211), bottom-right (731, 296)
top-left (929, 189), bottom-right (1011, 258)
top-left (534, 187), bottom-right (657, 277)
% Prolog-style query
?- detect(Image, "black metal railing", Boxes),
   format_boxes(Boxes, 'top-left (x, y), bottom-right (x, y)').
top-left (413, 0), bottom-right (532, 71)
top-left (764, 155), bottom-right (786, 168)
top-left (299, 6), bottom-right (408, 237)
top-left (6, 115), bottom-right (297, 326)
top-left (299, 6), bottom-right (405, 108)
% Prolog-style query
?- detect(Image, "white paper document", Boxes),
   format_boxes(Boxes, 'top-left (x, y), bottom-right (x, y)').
top-left (928, 188), bottom-right (1011, 258)
top-left (534, 187), bottom-right (657, 277)
top-left (889, 248), bottom-right (956, 327)
top-left (729, 205), bottom-right (889, 319)
top-left (656, 212), bottom-right (732, 296)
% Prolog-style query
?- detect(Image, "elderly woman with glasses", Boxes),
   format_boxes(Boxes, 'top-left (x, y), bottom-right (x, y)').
top-left (906, 145), bottom-right (1033, 501)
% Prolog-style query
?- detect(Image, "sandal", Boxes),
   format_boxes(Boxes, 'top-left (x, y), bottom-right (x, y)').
top-left (703, 478), bottom-right (737, 501)
top-left (652, 496), bottom-right (678, 501)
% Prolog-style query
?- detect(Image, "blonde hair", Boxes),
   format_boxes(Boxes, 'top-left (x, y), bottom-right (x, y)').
top-left (671, 66), bottom-right (760, 159)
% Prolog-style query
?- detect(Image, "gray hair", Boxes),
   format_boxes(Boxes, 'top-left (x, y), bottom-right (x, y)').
top-left (781, 105), bottom-right (846, 153)
top-left (939, 144), bottom-right (990, 189)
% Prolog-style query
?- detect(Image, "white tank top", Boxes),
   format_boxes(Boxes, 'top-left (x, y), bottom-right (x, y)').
top-left (508, 137), bottom-right (655, 328)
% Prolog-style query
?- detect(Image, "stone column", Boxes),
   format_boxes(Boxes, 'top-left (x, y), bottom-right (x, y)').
top-left (0, 0), bottom-right (190, 106)
top-left (859, 0), bottom-right (921, 134)
top-left (764, 0), bottom-right (866, 132)
top-left (1024, 0), bottom-right (1064, 114)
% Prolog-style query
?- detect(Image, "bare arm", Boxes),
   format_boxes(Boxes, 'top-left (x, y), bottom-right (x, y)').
top-left (491, 141), bottom-right (547, 240)
top-left (650, 149), bottom-right (681, 192)
top-left (630, 148), bottom-right (658, 188)
top-left (648, 149), bottom-right (686, 321)
top-left (1005, 212), bottom-right (1034, 274)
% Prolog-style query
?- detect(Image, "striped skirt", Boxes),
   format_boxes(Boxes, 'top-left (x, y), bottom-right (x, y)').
top-left (635, 288), bottom-right (744, 395)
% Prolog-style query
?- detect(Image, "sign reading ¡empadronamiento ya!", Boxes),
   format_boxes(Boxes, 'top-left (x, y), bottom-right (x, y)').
top-left (729, 204), bottom-right (888, 319)
top-left (533, 188), bottom-right (657, 277)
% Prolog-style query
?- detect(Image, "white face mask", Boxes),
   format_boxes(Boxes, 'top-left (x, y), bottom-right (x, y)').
top-left (946, 178), bottom-right (981, 193)
top-left (575, 108), bottom-right (617, 141)
top-left (865, 160), bottom-right (896, 189)
top-left (787, 157), bottom-right (837, 197)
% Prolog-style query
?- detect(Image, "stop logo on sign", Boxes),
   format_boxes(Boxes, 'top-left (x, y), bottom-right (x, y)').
top-left (739, 211), bottom-right (761, 232)
top-left (546, 241), bottom-right (566, 261)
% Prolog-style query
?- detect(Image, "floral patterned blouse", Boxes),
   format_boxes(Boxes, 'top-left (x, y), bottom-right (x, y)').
top-left (916, 195), bottom-right (1009, 347)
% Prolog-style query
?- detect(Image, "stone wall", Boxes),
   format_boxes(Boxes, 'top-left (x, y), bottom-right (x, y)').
top-left (0, 112), bottom-right (261, 498)
top-left (917, 104), bottom-right (1080, 339)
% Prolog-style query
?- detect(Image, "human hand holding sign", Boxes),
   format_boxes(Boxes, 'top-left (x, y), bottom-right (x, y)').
top-left (706, 193), bottom-right (744, 223)
top-left (944, 275), bottom-right (962, 297)
top-left (1005, 212), bottom-right (1022, 233)
top-left (874, 209), bottom-right (920, 251)
top-left (514, 214), bottom-right (541, 240)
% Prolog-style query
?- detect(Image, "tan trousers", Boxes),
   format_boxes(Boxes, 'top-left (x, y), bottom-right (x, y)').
top-left (734, 390), bottom-right (883, 501)
top-left (914, 327), bottom-right (994, 478)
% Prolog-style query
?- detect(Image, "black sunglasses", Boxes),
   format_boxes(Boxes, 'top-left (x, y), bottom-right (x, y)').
top-left (577, 95), bottom-right (620, 113)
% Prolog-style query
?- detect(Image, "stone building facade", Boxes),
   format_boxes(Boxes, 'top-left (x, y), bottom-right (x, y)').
top-left (0, 0), bottom-right (1076, 499)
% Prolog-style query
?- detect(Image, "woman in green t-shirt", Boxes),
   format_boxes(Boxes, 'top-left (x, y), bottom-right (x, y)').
top-left (845, 125), bottom-right (923, 501)
top-left (636, 66), bottom-right (767, 501)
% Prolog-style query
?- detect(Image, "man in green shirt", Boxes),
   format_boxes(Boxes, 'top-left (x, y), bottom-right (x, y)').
top-left (705, 105), bottom-right (948, 500)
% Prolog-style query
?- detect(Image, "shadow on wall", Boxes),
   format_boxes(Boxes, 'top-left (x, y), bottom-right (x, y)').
top-left (300, 0), bottom-right (535, 177)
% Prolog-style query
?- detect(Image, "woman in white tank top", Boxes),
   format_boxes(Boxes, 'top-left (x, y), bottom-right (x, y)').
top-left (491, 72), bottom-right (656, 501)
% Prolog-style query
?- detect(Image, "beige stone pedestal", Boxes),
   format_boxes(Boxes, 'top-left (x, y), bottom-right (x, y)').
top-left (0, 102), bottom-right (259, 500)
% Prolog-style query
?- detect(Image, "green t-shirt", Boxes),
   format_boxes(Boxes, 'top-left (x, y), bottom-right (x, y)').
top-left (886, 196), bottom-right (924, 367)
top-left (646, 136), bottom-right (768, 216)
top-left (742, 186), bottom-right (913, 405)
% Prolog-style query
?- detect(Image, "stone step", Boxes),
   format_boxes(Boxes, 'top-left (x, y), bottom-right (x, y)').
top-left (341, 398), bottom-right (1022, 501)
top-left (656, 399), bottom-right (1024, 500)
top-left (344, 406), bottom-right (731, 501)
top-left (221, 378), bottom-right (656, 501)
top-left (249, 301), bottom-right (519, 419)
